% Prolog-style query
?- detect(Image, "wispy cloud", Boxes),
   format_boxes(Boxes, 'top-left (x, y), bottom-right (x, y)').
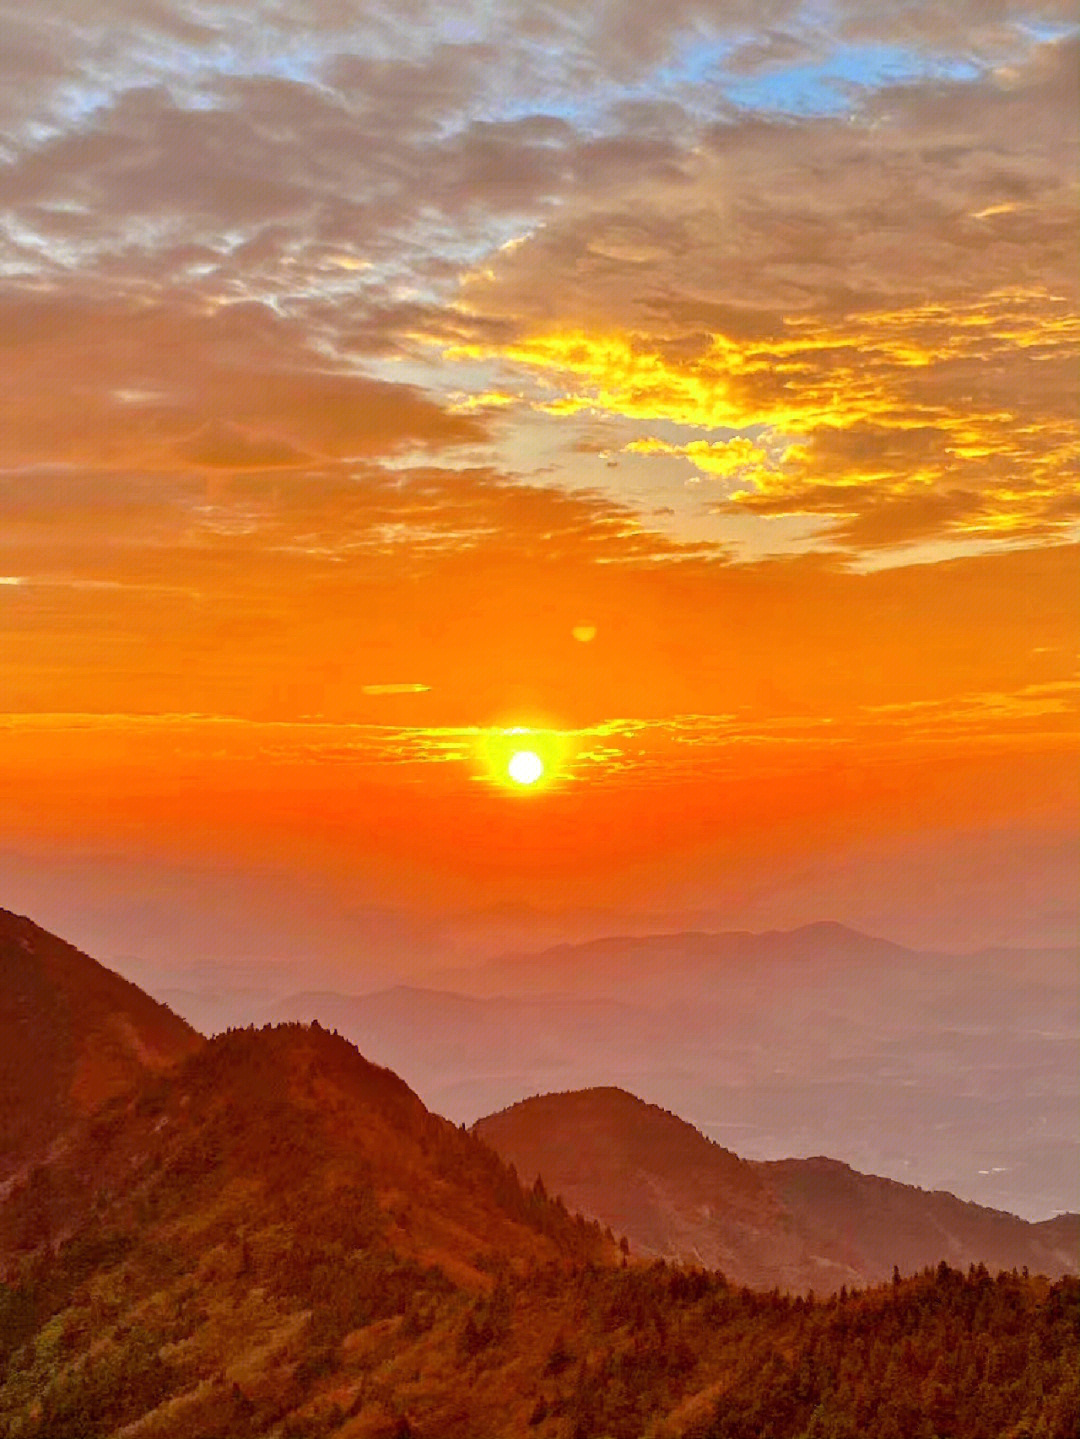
top-left (361, 682), bottom-right (431, 696)
top-left (4, 693), bottom-right (1072, 788)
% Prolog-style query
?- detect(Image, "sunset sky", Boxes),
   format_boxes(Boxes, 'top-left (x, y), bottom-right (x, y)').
top-left (1, 1), bottom-right (1076, 974)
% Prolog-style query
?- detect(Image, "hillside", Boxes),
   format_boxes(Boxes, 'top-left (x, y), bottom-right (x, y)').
top-left (0, 918), bottom-right (1076, 1437)
top-left (1, 1032), bottom-right (1076, 1437)
top-left (0, 1020), bottom-right (615, 1437)
top-left (758, 1156), bottom-right (1080, 1284)
top-left (1, 1093), bottom-right (1075, 1438)
top-left (0, 1021), bottom-right (607, 1274)
top-left (475, 1087), bottom-right (851, 1291)
top-left (0, 907), bottom-right (202, 1179)
top-left (475, 1089), bottom-right (1080, 1291)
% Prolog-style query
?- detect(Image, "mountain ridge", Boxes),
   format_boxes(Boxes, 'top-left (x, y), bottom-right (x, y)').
top-left (475, 1087), bottom-right (1080, 1291)
top-left (0, 906), bottom-right (202, 1182)
top-left (432, 920), bottom-right (1073, 1002)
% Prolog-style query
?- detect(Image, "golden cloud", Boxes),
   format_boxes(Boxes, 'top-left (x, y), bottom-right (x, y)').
top-left (625, 436), bottom-right (780, 483)
top-left (441, 284), bottom-right (1079, 545)
top-left (361, 683), bottom-right (432, 695)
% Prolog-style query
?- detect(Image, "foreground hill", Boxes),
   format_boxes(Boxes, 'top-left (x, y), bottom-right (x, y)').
top-left (0, 1020), bottom-right (606, 1274)
top-left (0, 907), bottom-right (202, 1180)
top-left (0, 1020), bottom-right (614, 1437)
top-left (475, 1089), bottom-right (1080, 1290)
top-left (1, 1026), bottom-right (1076, 1438)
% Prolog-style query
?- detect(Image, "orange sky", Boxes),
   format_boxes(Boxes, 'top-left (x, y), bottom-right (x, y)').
top-left (0, 2), bottom-right (1077, 964)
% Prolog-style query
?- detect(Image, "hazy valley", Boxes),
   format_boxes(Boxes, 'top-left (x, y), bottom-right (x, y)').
top-left (137, 924), bottom-right (1080, 1223)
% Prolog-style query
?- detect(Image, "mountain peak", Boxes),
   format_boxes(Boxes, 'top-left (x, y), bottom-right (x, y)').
top-left (185, 1019), bottom-right (431, 1138)
top-left (478, 1088), bottom-right (1079, 1292)
top-left (788, 920), bottom-right (865, 939)
top-left (475, 1087), bottom-right (786, 1280)
top-left (0, 907), bottom-right (202, 1178)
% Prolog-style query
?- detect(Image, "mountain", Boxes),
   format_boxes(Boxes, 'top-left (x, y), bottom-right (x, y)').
top-left (2, 1031), bottom-right (1076, 1439)
top-left (758, 1156), bottom-right (1080, 1285)
top-left (475, 1088), bottom-right (1080, 1291)
top-left (0, 1019), bottom-right (606, 1273)
top-left (1034, 1211), bottom-right (1080, 1255)
top-left (0, 1019), bottom-right (614, 1437)
top-left (436, 921), bottom-right (915, 1001)
top-left (476, 1087), bottom-right (856, 1292)
top-left (0, 907), bottom-right (202, 1180)
top-left (431, 924), bottom-right (1079, 1221)
top-left (0, 917), bottom-right (1075, 1438)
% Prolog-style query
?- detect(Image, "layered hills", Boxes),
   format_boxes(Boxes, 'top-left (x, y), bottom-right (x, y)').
top-left (475, 1089), bottom-right (1079, 1292)
top-left (0, 912), bottom-right (1077, 1437)
top-left (261, 923), bottom-right (1079, 1221)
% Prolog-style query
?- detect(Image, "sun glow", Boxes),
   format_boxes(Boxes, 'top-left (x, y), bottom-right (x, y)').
top-left (478, 726), bottom-right (572, 791)
top-left (508, 749), bottom-right (544, 785)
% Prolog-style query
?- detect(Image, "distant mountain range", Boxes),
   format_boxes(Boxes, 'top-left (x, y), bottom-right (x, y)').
top-left (259, 922), bottom-right (1078, 1221)
top-left (1, 906), bottom-right (1076, 1438)
top-left (474, 1088), bottom-right (1078, 1292)
top-left (432, 920), bottom-right (1075, 1002)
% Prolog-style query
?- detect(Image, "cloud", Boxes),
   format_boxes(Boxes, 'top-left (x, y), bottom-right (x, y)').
top-left (361, 682), bottom-right (431, 695)
top-left (432, 37), bottom-right (1078, 551)
top-left (0, 291), bottom-right (486, 475)
top-left (0, 6), bottom-right (1076, 598)
top-left (4, 667), bottom-right (1074, 796)
top-left (626, 436), bottom-right (778, 481)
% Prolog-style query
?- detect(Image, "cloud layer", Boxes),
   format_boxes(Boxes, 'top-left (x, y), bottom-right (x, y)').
top-left (0, 2), bottom-right (1076, 934)
top-left (0, 5), bottom-right (1074, 560)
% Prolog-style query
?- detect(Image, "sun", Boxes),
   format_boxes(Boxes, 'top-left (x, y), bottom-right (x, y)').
top-left (507, 749), bottom-right (544, 785)
top-left (479, 726), bottom-right (568, 791)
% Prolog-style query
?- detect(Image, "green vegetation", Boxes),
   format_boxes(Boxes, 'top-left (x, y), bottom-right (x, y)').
top-left (1, 1021), bottom-right (1076, 1438)
top-left (2, 1212), bottom-right (1076, 1438)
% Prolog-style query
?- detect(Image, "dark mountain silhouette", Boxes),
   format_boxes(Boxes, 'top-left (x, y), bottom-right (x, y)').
top-left (475, 1088), bottom-right (1080, 1290)
top-left (0, 907), bottom-right (202, 1181)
